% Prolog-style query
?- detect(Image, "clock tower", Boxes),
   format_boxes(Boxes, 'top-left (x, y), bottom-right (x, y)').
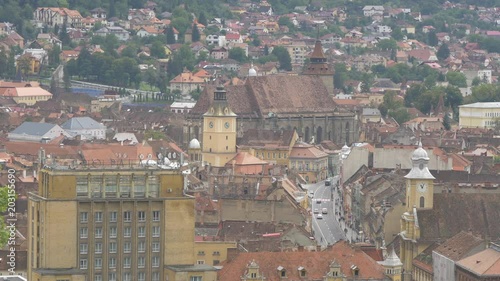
top-left (400, 142), bottom-right (435, 274)
top-left (202, 85), bottom-right (237, 167)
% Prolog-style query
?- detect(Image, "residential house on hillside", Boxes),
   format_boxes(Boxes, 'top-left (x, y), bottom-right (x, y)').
top-left (363, 6), bottom-right (385, 17)
top-left (210, 47), bottom-right (229, 60)
top-left (94, 26), bottom-right (130, 41)
top-left (170, 70), bottom-right (206, 97)
top-left (33, 7), bottom-right (83, 28)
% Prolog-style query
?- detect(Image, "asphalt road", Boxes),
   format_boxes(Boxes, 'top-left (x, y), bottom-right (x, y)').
top-left (308, 177), bottom-right (357, 246)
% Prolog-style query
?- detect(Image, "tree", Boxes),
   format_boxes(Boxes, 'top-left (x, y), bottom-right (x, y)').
top-left (48, 44), bottom-right (61, 66)
top-left (192, 25), bottom-right (200, 42)
top-left (271, 46), bottom-right (292, 71)
top-left (428, 31), bottom-right (438, 46)
top-left (471, 77), bottom-right (481, 86)
top-left (0, 187), bottom-right (11, 247)
top-left (150, 41), bottom-right (166, 58)
top-left (334, 63), bottom-right (348, 89)
top-left (17, 55), bottom-right (32, 80)
top-left (391, 27), bottom-right (404, 41)
top-left (264, 45), bottom-right (269, 56)
top-left (59, 19), bottom-right (71, 46)
top-left (389, 108), bottom-right (411, 124)
top-left (198, 11), bottom-right (208, 26)
top-left (377, 39), bottom-right (398, 51)
top-left (437, 43), bottom-right (450, 60)
top-left (228, 47), bottom-right (247, 63)
top-left (378, 103), bottom-right (388, 117)
top-left (443, 112), bottom-right (451, 130)
top-left (446, 71), bottom-right (467, 88)
top-left (166, 27), bottom-right (176, 44)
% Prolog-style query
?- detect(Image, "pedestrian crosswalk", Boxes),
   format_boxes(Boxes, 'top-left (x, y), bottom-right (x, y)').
top-left (315, 198), bottom-right (331, 202)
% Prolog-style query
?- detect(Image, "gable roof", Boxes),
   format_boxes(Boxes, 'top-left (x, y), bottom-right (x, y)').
top-left (61, 117), bottom-right (105, 130)
top-left (418, 193), bottom-right (500, 242)
top-left (238, 129), bottom-right (296, 148)
top-left (228, 152), bottom-right (268, 166)
top-left (10, 122), bottom-right (59, 136)
top-left (219, 241), bottom-right (386, 281)
top-left (191, 76), bottom-right (338, 118)
top-left (434, 231), bottom-right (484, 261)
top-left (456, 248), bottom-right (500, 276)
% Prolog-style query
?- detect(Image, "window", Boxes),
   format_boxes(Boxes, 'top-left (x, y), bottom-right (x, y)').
top-left (251, 273), bottom-right (257, 278)
top-left (124, 242), bottom-right (131, 253)
top-left (80, 227), bottom-right (88, 239)
top-left (148, 176), bottom-right (159, 197)
top-left (91, 176), bottom-right (102, 197)
top-left (119, 175), bottom-right (131, 197)
top-left (152, 272), bottom-right (160, 281)
top-left (138, 211), bottom-right (146, 222)
top-left (213, 251), bottom-right (220, 256)
top-left (80, 243), bottom-right (88, 254)
top-left (109, 211), bottom-right (117, 222)
top-left (138, 226), bottom-right (146, 237)
top-left (198, 251), bottom-right (205, 256)
top-left (152, 211), bottom-right (160, 221)
top-left (95, 243), bottom-right (102, 254)
top-left (197, 260), bottom-right (205, 264)
top-left (123, 211), bottom-right (131, 222)
top-left (105, 176), bottom-right (117, 198)
top-left (138, 241), bottom-right (146, 252)
top-left (95, 227), bottom-right (102, 238)
top-left (80, 259), bottom-right (87, 269)
top-left (214, 260), bottom-right (220, 265)
top-left (420, 196), bottom-right (425, 208)
top-left (152, 256), bottom-right (160, 267)
top-left (109, 257), bottom-right (116, 268)
top-left (152, 242), bottom-right (160, 252)
top-left (190, 276), bottom-right (202, 281)
top-left (123, 256), bottom-right (131, 268)
top-left (95, 212), bottom-right (103, 222)
top-left (94, 275), bottom-right (102, 281)
top-left (110, 227), bottom-right (117, 238)
top-left (152, 226), bottom-right (160, 237)
top-left (77, 176), bottom-right (88, 197)
top-left (138, 256), bottom-right (145, 268)
top-left (123, 273), bottom-right (131, 281)
top-left (134, 176), bottom-right (146, 197)
top-left (138, 272), bottom-right (146, 281)
top-left (109, 242), bottom-right (117, 253)
top-left (80, 212), bottom-right (88, 223)
top-left (95, 258), bottom-right (102, 269)
top-left (109, 273), bottom-right (116, 281)
top-left (354, 269), bottom-right (359, 276)
top-left (124, 227), bottom-right (131, 237)
top-left (300, 269), bottom-right (306, 277)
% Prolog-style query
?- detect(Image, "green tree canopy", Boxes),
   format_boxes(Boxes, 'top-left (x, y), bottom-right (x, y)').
top-left (228, 47), bottom-right (247, 63)
top-left (446, 71), bottom-right (467, 88)
top-left (437, 43), bottom-right (450, 60)
top-left (192, 24), bottom-right (201, 42)
top-left (150, 41), bottom-right (166, 58)
top-left (271, 46), bottom-right (292, 71)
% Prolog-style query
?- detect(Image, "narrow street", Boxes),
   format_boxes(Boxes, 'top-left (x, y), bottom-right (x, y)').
top-left (306, 176), bottom-right (361, 247)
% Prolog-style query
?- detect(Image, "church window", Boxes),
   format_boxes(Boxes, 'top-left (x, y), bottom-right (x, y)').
top-left (250, 273), bottom-right (257, 278)
top-left (420, 196), bottom-right (425, 208)
top-left (226, 136), bottom-right (228, 140)
top-left (209, 136), bottom-right (212, 140)
top-left (226, 146), bottom-right (228, 150)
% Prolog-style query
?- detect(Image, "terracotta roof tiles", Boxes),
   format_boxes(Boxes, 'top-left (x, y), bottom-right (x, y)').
top-left (219, 241), bottom-right (386, 281)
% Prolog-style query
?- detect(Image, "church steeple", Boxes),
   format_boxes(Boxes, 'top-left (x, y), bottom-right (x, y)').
top-left (403, 140), bottom-right (435, 211)
top-left (302, 38), bottom-right (334, 95)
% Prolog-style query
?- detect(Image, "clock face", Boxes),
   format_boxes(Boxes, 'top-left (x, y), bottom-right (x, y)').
top-left (209, 121), bottom-right (214, 128)
top-left (418, 182), bottom-right (427, 193)
top-left (224, 122), bottom-right (230, 129)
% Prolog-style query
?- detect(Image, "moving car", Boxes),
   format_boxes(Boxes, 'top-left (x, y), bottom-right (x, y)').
top-left (314, 209), bottom-right (319, 214)
top-left (316, 213), bottom-right (323, 219)
top-left (322, 208), bottom-right (328, 214)
top-left (325, 179), bottom-right (332, 186)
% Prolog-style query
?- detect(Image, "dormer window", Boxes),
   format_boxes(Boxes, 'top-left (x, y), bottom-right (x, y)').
top-left (277, 266), bottom-right (286, 278)
top-left (298, 266), bottom-right (306, 277)
top-left (351, 265), bottom-right (359, 276)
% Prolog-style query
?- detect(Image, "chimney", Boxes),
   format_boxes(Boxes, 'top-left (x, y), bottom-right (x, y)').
top-left (227, 247), bottom-right (239, 262)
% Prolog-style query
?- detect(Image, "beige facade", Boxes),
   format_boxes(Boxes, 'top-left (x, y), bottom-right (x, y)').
top-left (202, 86), bottom-right (237, 167)
top-left (28, 164), bottom-right (224, 281)
top-left (194, 241), bottom-right (237, 266)
top-left (459, 102), bottom-right (500, 128)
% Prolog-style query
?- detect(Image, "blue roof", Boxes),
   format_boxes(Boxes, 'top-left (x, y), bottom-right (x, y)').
top-left (10, 122), bottom-right (58, 136)
top-left (61, 117), bottom-right (105, 130)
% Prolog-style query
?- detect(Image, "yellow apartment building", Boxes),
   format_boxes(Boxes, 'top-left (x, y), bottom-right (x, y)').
top-left (28, 162), bottom-right (222, 281)
top-left (1, 86), bottom-right (52, 105)
top-left (459, 102), bottom-right (500, 128)
top-left (194, 241), bottom-right (237, 266)
top-left (288, 142), bottom-right (329, 183)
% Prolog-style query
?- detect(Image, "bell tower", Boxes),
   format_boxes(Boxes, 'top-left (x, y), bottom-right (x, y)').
top-left (403, 141), bottom-right (435, 211)
top-left (202, 85), bottom-right (237, 167)
top-left (302, 39), bottom-right (334, 95)
top-left (400, 141), bottom-right (435, 273)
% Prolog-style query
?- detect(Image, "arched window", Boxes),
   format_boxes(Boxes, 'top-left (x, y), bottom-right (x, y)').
top-left (420, 196), bottom-right (425, 208)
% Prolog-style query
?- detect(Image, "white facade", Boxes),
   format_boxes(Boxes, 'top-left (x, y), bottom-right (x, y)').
top-left (477, 69), bottom-right (492, 84)
top-left (61, 117), bottom-right (107, 140)
top-left (363, 6), bottom-right (385, 17)
top-left (432, 252), bottom-right (456, 281)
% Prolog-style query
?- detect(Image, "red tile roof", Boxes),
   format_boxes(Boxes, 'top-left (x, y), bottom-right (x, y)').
top-left (219, 241), bottom-right (386, 281)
